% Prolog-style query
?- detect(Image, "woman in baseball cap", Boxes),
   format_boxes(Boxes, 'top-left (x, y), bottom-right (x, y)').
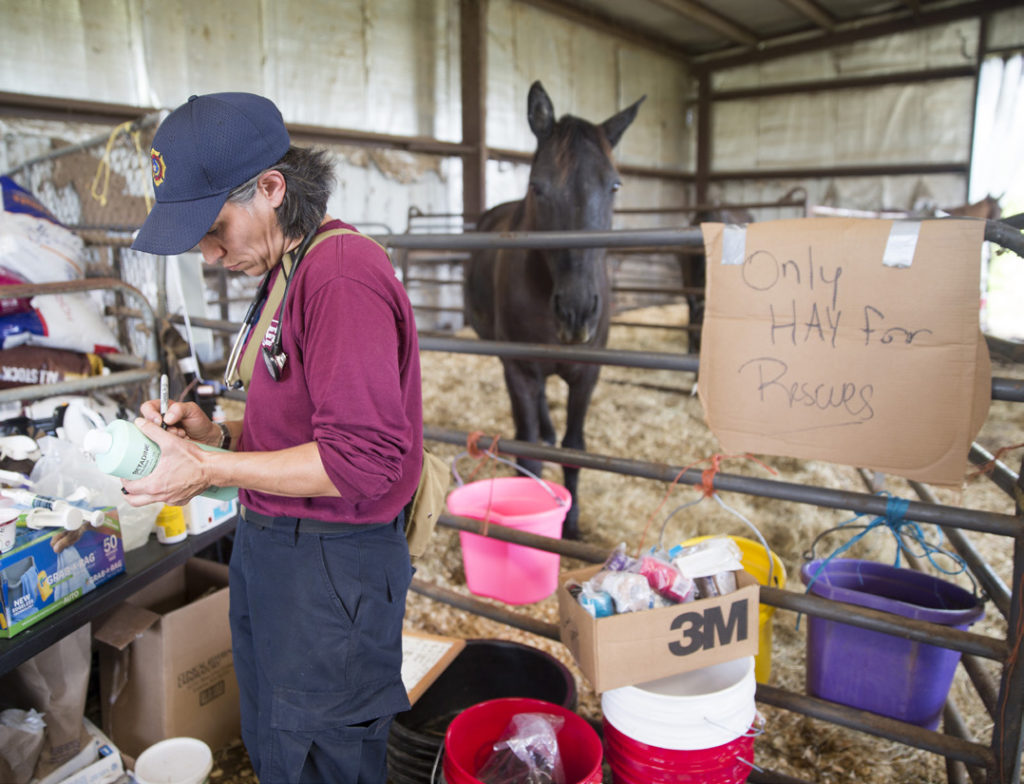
top-left (125, 92), bottom-right (423, 784)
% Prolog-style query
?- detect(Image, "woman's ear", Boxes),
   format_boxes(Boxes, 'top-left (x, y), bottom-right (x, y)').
top-left (258, 170), bottom-right (288, 209)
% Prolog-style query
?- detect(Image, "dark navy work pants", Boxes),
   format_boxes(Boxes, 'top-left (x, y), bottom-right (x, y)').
top-left (229, 513), bottom-right (412, 783)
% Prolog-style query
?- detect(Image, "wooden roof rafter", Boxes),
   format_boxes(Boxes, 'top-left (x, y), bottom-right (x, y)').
top-left (644, 0), bottom-right (759, 47)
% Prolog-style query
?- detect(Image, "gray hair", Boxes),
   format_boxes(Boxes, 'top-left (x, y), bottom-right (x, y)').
top-left (226, 146), bottom-right (335, 240)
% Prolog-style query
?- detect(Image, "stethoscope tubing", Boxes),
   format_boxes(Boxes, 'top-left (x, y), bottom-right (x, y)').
top-left (223, 223), bottom-right (320, 388)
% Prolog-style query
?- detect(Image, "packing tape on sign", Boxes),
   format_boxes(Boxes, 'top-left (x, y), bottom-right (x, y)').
top-left (720, 224), bottom-right (748, 265)
top-left (882, 220), bottom-right (921, 268)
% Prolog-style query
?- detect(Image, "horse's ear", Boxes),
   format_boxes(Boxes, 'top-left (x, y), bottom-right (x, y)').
top-left (602, 95), bottom-right (646, 148)
top-left (528, 81), bottom-right (556, 142)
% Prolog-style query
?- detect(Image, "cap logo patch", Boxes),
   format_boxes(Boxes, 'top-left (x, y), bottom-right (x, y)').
top-left (151, 148), bottom-right (166, 187)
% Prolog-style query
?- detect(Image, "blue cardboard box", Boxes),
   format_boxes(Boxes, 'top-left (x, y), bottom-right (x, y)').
top-left (0, 509), bottom-right (124, 637)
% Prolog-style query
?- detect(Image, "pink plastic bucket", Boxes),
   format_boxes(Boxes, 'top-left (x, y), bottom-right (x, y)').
top-left (447, 477), bottom-right (570, 604)
top-left (603, 719), bottom-right (754, 784)
top-left (443, 697), bottom-right (602, 784)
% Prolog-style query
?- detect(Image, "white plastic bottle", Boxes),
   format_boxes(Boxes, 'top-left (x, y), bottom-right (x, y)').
top-left (83, 420), bottom-right (238, 502)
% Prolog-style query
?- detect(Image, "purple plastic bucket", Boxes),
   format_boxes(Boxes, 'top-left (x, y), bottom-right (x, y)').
top-left (801, 558), bottom-right (984, 729)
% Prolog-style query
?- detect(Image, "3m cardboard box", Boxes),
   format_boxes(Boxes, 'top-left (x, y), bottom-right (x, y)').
top-left (0, 509), bottom-right (124, 637)
top-left (93, 558), bottom-right (240, 758)
top-left (557, 564), bottom-right (759, 692)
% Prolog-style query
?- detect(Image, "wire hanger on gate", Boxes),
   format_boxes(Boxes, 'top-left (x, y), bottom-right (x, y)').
top-left (638, 453), bottom-right (778, 588)
top-left (801, 492), bottom-right (979, 597)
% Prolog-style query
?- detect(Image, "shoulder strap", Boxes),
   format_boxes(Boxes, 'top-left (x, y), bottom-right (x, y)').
top-left (236, 253), bottom-right (292, 389)
top-left (234, 227), bottom-right (387, 389)
top-left (308, 227), bottom-right (388, 255)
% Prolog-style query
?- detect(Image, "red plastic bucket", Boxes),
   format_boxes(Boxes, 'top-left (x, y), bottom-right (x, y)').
top-left (603, 719), bottom-right (754, 784)
top-left (443, 697), bottom-right (602, 784)
top-left (447, 477), bottom-right (570, 604)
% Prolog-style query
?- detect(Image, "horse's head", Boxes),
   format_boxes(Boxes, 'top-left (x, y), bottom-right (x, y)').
top-left (523, 81), bottom-right (644, 344)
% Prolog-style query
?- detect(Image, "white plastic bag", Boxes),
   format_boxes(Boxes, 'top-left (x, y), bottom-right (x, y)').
top-left (476, 713), bottom-right (566, 784)
top-left (0, 708), bottom-right (45, 784)
top-left (27, 294), bottom-right (121, 355)
top-left (29, 436), bottom-right (158, 551)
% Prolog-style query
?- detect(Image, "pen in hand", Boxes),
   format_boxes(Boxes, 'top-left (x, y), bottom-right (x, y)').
top-left (159, 373), bottom-right (169, 430)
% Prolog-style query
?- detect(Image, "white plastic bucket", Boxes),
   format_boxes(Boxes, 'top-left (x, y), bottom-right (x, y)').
top-left (601, 656), bottom-right (756, 751)
top-left (134, 737), bottom-right (213, 784)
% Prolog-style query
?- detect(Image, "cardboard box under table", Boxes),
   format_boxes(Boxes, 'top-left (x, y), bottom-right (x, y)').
top-left (558, 565), bottom-right (759, 692)
top-left (0, 509), bottom-right (124, 638)
top-left (93, 558), bottom-right (240, 759)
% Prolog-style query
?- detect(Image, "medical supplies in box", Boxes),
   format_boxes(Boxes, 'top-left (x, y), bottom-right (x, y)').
top-left (92, 558), bottom-right (240, 758)
top-left (557, 561), bottom-right (759, 692)
top-left (185, 494), bottom-right (237, 536)
top-left (0, 509), bottom-right (124, 638)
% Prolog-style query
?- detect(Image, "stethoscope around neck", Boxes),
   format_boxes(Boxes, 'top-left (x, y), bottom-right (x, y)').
top-left (223, 224), bottom-right (319, 389)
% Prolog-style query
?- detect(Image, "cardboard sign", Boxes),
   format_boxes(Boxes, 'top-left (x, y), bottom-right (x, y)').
top-left (699, 218), bottom-right (990, 485)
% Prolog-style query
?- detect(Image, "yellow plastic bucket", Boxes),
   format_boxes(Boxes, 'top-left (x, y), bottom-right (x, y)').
top-left (681, 535), bottom-right (786, 684)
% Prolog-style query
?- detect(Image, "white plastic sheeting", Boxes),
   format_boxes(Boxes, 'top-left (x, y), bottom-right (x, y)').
top-left (970, 54), bottom-right (1024, 204)
top-left (707, 16), bottom-right (988, 213)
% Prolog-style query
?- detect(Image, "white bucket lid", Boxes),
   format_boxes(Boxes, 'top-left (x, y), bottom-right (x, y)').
top-left (134, 737), bottom-right (213, 784)
top-left (601, 656), bottom-right (756, 750)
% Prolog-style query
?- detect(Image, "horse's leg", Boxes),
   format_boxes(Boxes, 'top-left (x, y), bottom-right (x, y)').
top-left (503, 360), bottom-right (546, 479)
top-left (559, 365), bottom-right (600, 540)
top-left (680, 251), bottom-right (705, 355)
top-left (538, 386), bottom-right (556, 446)
top-left (688, 293), bottom-right (705, 355)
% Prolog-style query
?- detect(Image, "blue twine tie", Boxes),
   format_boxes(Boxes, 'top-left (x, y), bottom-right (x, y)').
top-left (802, 492), bottom-right (975, 599)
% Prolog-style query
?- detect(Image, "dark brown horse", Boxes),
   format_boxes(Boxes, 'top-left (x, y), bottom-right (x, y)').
top-left (463, 81), bottom-right (643, 540)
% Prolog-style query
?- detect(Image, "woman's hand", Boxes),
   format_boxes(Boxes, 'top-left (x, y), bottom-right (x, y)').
top-left (120, 418), bottom-right (221, 506)
top-left (138, 399), bottom-right (222, 447)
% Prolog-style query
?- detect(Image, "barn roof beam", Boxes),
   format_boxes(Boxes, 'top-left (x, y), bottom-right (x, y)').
top-left (692, 0), bottom-right (1021, 71)
top-left (710, 162), bottom-right (968, 181)
top-left (487, 146), bottom-right (695, 181)
top-left (775, 0), bottom-right (836, 32)
top-left (0, 90), bottom-right (476, 158)
top-left (712, 65), bottom-right (976, 101)
top-left (646, 0), bottom-right (759, 47)
top-left (0, 91), bottom-right (154, 126)
top-left (516, 0), bottom-right (689, 61)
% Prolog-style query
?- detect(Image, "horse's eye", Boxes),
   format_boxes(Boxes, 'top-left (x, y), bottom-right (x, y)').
top-left (611, 181), bottom-right (622, 193)
top-left (529, 181), bottom-right (545, 198)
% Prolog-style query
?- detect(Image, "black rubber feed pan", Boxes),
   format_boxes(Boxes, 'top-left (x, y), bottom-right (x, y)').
top-left (387, 637), bottom-right (577, 776)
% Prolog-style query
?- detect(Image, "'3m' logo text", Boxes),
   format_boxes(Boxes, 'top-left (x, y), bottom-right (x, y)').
top-left (667, 599), bottom-right (749, 656)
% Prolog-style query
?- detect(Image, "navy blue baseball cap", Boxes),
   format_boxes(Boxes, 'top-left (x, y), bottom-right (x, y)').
top-left (131, 92), bottom-right (291, 255)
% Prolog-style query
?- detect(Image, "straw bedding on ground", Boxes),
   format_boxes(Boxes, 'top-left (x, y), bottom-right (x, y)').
top-left (406, 302), bottom-right (1022, 784)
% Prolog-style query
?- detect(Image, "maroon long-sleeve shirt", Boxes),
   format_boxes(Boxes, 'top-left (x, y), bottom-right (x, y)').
top-left (238, 219), bottom-right (423, 523)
